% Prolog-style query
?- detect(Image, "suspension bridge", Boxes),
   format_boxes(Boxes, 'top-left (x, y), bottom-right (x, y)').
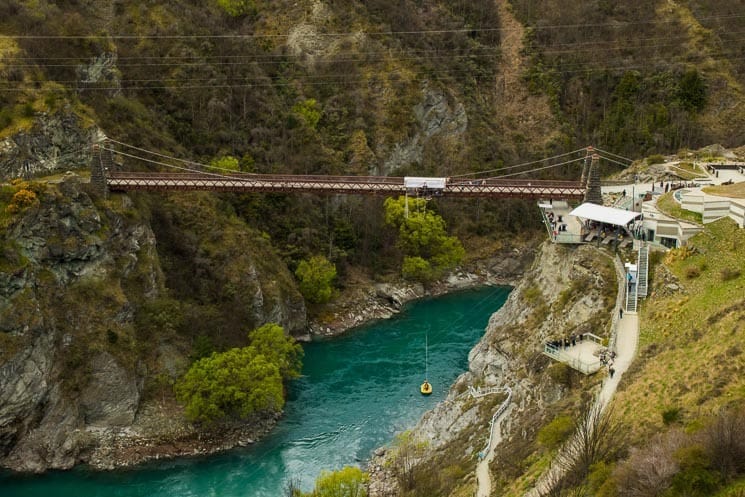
top-left (90, 140), bottom-right (633, 201)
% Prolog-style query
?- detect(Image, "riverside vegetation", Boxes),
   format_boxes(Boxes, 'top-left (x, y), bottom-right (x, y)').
top-left (1, 0), bottom-right (745, 495)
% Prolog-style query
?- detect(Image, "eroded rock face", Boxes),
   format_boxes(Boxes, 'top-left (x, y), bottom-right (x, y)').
top-left (381, 84), bottom-right (468, 175)
top-left (3, 384), bottom-right (86, 472)
top-left (0, 176), bottom-right (157, 471)
top-left (369, 242), bottom-right (618, 496)
top-left (0, 111), bottom-right (101, 180)
top-left (80, 352), bottom-right (141, 427)
top-left (0, 333), bottom-right (54, 458)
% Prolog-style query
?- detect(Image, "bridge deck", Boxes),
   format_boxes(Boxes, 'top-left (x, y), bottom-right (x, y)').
top-left (106, 172), bottom-right (586, 199)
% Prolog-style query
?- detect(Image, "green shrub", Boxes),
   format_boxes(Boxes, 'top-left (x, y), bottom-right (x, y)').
top-left (295, 255), bottom-right (336, 304)
top-left (648, 154), bottom-right (665, 165)
top-left (402, 256), bottom-right (434, 282)
top-left (216, 0), bottom-right (255, 17)
top-left (671, 445), bottom-right (720, 496)
top-left (662, 407), bottom-right (682, 425)
top-left (384, 196), bottom-right (465, 279)
top-left (175, 348), bottom-right (283, 423)
top-left (296, 466), bottom-right (369, 497)
top-left (292, 98), bottom-right (322, 130)
top-left (191, 335), bottom-right (215, 361)
top-left (209, 155), bottom-right (240, 172)
top-left (537, 415), bottom-right (574, 450)
top-left (175, 323), bottom-right (302, 423)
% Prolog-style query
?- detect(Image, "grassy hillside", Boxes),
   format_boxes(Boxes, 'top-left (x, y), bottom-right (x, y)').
top-left (616, 218), bottom-right (745, 437)
top-left (565, 218), bottom-right (745, 496)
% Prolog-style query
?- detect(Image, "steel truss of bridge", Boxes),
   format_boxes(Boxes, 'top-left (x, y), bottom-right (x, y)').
top-left (106, 172), bottom-right (586, 200)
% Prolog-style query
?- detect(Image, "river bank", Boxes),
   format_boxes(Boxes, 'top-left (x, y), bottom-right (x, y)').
top-left (308, 243), bottom-right (536, 339)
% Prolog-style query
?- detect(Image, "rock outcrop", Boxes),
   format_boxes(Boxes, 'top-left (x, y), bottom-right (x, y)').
top-left (0, 110), bottom-right (101, 180)
top-left (369, 242), bottom-right (618, 496)
top-left (0, 175), bottom-right (307, 472)
top-left (380, 84), bottom-right (468, 175)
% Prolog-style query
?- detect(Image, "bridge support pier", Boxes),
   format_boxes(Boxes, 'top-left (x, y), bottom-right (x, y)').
top-left (580, 146), bottom-right (593, 185)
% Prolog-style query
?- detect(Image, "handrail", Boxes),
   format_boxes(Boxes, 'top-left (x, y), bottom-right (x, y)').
top-left (609, 254), bottom-right (626, 353)
top-left (478, 386), bottom-right (513, 459)
top-left (468, 385), bottom-right (504, 399)
top-left (543, 344), bottom-right (603, 375)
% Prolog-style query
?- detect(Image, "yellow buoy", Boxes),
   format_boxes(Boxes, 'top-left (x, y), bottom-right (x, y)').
top-left (420, 380), bottom-right (432, 395)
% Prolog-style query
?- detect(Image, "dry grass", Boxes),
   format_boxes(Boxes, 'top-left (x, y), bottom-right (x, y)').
top-left (655, 191), bottom-right (703, 224)
top-left (703, 182), bottom-right (745, 199)
top-left (612, 218), bottom-right (745, 442)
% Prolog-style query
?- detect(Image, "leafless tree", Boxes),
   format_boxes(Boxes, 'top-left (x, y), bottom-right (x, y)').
top-left (702, 406), bottom-right (745, 479)
top-left (389, 431), bottom-right (428, 491)
top-left (614, 430), bottom-right (686, 497)
top-left (283, 476), bottom-right (302, 497)
top-left (555, 403), bottom-right (625, 484)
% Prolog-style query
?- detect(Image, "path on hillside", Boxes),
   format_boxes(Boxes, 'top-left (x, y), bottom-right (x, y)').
top-left (525, 313), bottom-right (639, 497)
top-left (476, 406), bottom-right (512, 497)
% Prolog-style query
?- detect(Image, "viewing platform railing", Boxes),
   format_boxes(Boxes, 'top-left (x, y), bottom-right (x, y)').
top-left (543, 333), bottom-right (604, 375)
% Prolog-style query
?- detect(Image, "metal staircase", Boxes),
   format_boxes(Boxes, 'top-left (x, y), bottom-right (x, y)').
top-left (625, 280), bottom-right (638, 313)
top-left (637, 244), bottom-right (649, 298)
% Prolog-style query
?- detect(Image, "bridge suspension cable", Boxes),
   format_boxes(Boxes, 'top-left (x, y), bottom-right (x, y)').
top-left (451, 147), bottom-right (589, 178)
top-left (104, 139), bottom-right (262, 176)
top-left (101, 139), bottom-right (631, 187)
top-left (107, 139), bottom-right (221, 172)
top-left (102, 146), bottom-right (236, 179)
top-left (592, 147), bottom-right (635, 164)
top-left (489, 156), bottom-right (587, 179)
top-left (591, 154), bottom-right (632, 168)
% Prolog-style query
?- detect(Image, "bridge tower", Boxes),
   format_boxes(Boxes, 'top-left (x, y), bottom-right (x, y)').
top-left (90, 142), bottom-right (111, 199)
top-left (583, 153), bottom-right (603, 205)
top-left (580, 146), bottom-right (593, 185)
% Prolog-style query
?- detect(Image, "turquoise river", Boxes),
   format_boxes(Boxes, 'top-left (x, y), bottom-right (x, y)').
top-left (1, 286), bottom-right (510, 497)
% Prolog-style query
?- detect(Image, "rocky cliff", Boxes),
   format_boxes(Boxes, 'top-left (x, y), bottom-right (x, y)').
top-left (0, 110), bottom-right (100, 181)
top-left (369, 241), bottom-right (619, 496)
top-left (0, 176), bottom-right (306, 472)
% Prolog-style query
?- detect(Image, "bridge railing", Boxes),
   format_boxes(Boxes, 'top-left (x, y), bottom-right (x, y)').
top-left (105, 172), bottom-right (587, 199)
top-left (108, 171), bottom-right (406, 184)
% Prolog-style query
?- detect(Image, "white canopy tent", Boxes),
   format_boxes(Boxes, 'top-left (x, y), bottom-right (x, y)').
top-left (569, 203), bottom-right (642, 227)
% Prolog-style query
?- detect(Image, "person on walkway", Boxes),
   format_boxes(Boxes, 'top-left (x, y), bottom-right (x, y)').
top-left (619, 308), bottom-right (623, 319)
top-left (609, 366), bottom-right (615, 378)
